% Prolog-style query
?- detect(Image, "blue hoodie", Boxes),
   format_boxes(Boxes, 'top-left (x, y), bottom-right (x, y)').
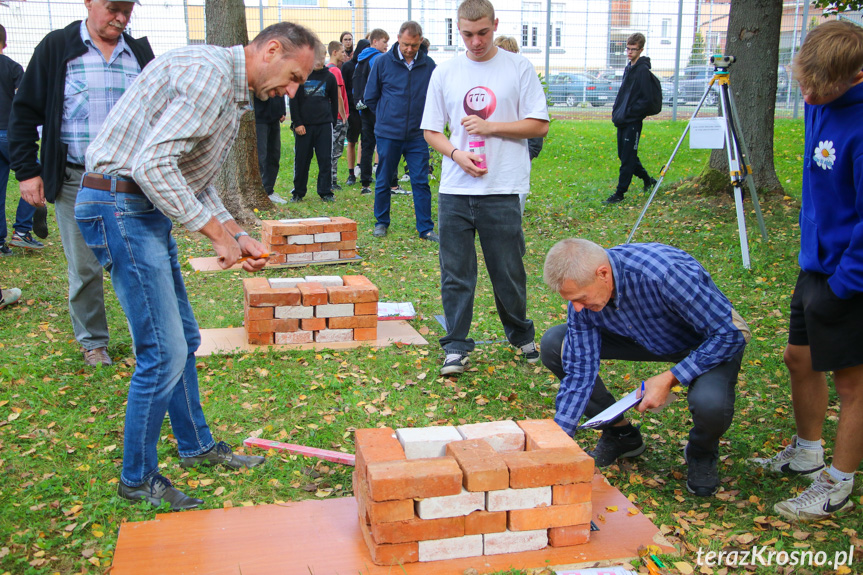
top-left (799, 81), bottom-right (863, 298)
top-left (352, 46), bottom-right (384, 105)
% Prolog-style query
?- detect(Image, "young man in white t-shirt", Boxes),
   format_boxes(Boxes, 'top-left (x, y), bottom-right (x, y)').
top-left (421, 0), bottom-right (549, 375)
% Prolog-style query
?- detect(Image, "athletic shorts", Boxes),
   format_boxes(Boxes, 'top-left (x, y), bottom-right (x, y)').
top-left (788, 270), bottom-right (863, 371)
top-left (346, 112), bottom-right (362, 143)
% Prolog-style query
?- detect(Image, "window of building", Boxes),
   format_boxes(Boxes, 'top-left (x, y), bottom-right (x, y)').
top-left (531, 26), bottom-right (538, 47)
top-left (445, 18), bottom-right (453, 46)
top-left (662, 18), bottom-right (671, 39)
top-left (280, 0), bottom-right (317, 6)
top-left (522, 24), bottom-right (529, 48)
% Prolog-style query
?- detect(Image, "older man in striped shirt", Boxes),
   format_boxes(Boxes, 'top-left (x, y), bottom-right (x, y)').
top-left (76, 22), bottom-right (318, 510)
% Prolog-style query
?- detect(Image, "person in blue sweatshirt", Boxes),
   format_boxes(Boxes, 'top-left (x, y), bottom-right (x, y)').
top-left (352, 29), bottom-right (388, 194)
top-left (751, 20), bottom-right (863, 522)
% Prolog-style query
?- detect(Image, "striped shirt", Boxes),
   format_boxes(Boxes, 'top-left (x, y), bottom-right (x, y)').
top-left (555, 243), bottom-right (749, 435)
top-left (86, 45), bottom-right (248, 231)
top-left (61, 20), bottom-right (141, 165)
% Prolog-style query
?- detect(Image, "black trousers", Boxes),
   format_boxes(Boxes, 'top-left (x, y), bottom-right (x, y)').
top-left (615, 121), bottom-right (650, 195)
top-left (293, 123), bottom-right (333, 198)
top-left (359, 110), bottom-right (377, 187)
top-left (540, 323), bottom-right (742, 457)
top-left (256, 121), bottom-right (281, 195)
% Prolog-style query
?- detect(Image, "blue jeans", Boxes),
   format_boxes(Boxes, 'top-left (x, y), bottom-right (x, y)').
top-left (75, 183), bottom-right (214, 486)
top-left (438, 193), bottom-right (534, 355)
top-left (374, 136), bottom-right (434, 237)
top-left (0, 130), bottom-right (36, 242)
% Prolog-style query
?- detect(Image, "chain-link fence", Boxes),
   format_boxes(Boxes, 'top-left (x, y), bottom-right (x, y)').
top-left (2, 0), bottom-right (861, 121)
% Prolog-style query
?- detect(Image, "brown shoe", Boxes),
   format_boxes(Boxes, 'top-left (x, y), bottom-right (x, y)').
top-left (83, 347), bottom-right (112, 366)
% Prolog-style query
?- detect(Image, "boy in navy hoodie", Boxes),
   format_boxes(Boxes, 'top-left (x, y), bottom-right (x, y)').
top-left (751, 21), bottom-right (863, 521)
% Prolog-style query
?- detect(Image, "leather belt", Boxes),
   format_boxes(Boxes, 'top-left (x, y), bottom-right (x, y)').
top-left (82, 172), bottom-right (143, 195)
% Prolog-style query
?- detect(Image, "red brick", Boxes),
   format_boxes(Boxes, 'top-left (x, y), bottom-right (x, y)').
top-left (274, 331), bottom-right (313, 344)
top-left (353, 327), bottom-right (377, 341)
top-left (323, 216), bottom-right (357, 233)
top-left (243, 277), bottom-right (270, 297)
top-left (321, 240), bottom-right (356, 251)
top-left (298, 282), bottom-right (328, 306)
top-left (341, 230), bottom-right (358, 241)
top-left (464, 510), bottom-right (507, 535)
top-left (366, 457), bottom-right (462, 502)
top-left (552, 482), bottom-right (592, 505)
top-left (244, 282), bottom-right (301, 307)
top-left (262, 220), bottom-right (308, 236)
top-left (340, 249), bottom-right (358, 259)
top-left (268, 253), bottom-right (286, 264)
top-left (503, 447), bottom-right (594, 488)
top-left (245, 306), bottom-right (274, 320)
top-left (355, 427), bottom-right (405, 479)
top-left (517, 419), bottom-right (578, 451)
top-left (328, 315), bottom-right (378, 329)
top-left (508, 502), bottom-right (592, 531)
top-left (246, 318), bottom-right (299, 333)
top-left (327, 285), bottom-right (379, 304)
top-left (354, 473), bottom-right (414, 524)
top-left (370, 516), bottom-right (464, 544)
top-left (247, 332), bottom-right (273, 345)
top-left (548, 523), bottom-right (591, 547)
top-left (445, 439), bottom-right (509, 492)
top-left (359, 519), bottom-right (418, 566)
top-left (300, 317), bottom-right (327, 331)
top-left (270, 243), bottom-right (306, 255)
top-left (355, 302), bottom-right (378, 315)
top-left (343, 275), bottom-right (374, 287)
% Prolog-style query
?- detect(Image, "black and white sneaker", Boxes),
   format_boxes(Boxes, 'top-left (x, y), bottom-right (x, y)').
top-left (518, 342), bottom-right (540, 363)
top-left (0, 242), bottom-right (12, 256)
top-left (441, 353), bottom-right (470, 376)
top-left (749, 435), bottom-right (825, 480)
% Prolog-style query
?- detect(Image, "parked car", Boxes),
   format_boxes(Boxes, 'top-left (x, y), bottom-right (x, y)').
top-left (663, 65), bottom-right (792, 107)
top-left (547, 73), bottom-right (615, 107)
top-left (595, 69), bottom-right (623, 101)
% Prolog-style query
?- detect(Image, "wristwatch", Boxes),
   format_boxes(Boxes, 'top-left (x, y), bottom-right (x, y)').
top-left (234, 231), bottom-right (249, 242)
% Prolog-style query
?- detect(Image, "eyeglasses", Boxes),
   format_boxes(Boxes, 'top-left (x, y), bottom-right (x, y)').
top-left (626, 47), bottom-right (642, 52)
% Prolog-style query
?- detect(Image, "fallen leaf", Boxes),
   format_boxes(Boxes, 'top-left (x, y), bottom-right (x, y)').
top-left (606, 505), bottom-right (618, 512)
top-left (674, 561), bottom-right (694, 574)
top-left (214, 486), bottom-right (225, 496)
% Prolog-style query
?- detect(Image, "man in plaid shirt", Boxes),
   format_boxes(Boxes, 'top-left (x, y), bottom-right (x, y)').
top-left (76, 22), bottom-right (318, 510)
top-left (541, 239), bottom-right (750, 497)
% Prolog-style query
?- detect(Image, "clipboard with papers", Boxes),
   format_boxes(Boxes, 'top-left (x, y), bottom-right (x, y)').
top-left (577, 387), bottom-right (643, 430)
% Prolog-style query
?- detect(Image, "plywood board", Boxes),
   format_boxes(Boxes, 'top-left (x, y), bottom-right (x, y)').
top-left (112, 474), bottom-right (677, 575)
top-left (188, 255), bottom-right (362, 272)
top-left (196, 320), bottom-right (428, 357)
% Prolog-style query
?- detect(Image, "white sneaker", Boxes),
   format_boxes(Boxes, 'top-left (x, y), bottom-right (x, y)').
top-left (0, 287), bottom-right (22, 310)
top-left (749, 435), bottom-right (825, 480)
top-left (518, 342), bottom-right (540, 363)
top-left (399, 174), bottom-right (410, 182)
top-left (268, 193), bottom-right (288, 205)
top-left (441, 353), bottom-right (470, 376)
top-left (774, 469), bottom-right (854, 521)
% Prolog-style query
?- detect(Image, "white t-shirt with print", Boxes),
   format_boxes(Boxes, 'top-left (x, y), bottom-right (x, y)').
top-left (420, 48), bottom-right (549, 195)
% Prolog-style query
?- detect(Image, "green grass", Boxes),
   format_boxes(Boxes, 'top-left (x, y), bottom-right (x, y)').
top-left (1, 118), bottom-right (859, 575)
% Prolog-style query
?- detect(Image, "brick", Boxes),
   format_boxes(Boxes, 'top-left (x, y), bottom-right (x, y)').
top-left (315, 329), bottom-right (353, 343)
top-left (355, 301), bottom-right (378, 316)
top-left (245, 306), bottom-right (274, 320)
top-left (418, 534), bottom-right (483, 562)
top-left (396, 426), bottom-right (463, 459)
top-left (287, 234), bottom-right (314, 245)
top-left (314, 232), bottom-right (341, 243)
top-left (243, 277), bottom-right (270, 298)
top-left (486, 486), bottom-right (551, 512)
top-left (552, 482), bottom-right (592, 505)
top-left (298, 282), bottom-right (328, 306)
top-left (355, 473), bottom-right (413, 524)
top-left (269, 278), bottom-right (305, 288)
top-left (270, 243), bottom-right (306, 255)
top-left (247, 332), bottom-right (274, 345)
top-left (302, 242), bottom-right (322, 253)
top-left (321, 240), bottom-right (357, 251)
top-left (353, 327), bottom-right (377, 341)
top-left (323, 216), bottom-right (356, 233)
top-left (262, 220), bottom-right (308, 236)
top-left (268, 253), bottom-right (286, 264)
top-left (245, 287), bottom-right (301, 307)
top-left (355, 427), bottom-right (405, 479)
top-left (508, 502), bottom-right (591, 531)
top-left (359, 519), bottom-right (418, 566)
top-left (456, 420), bottom-right (525, 453)
top-left (303, 275), bottom-right (343, 287)
top-left (548, 523), bottom-right (591, 547)
top-left (274, 331), bottom-right (313, 344)
top-left (517, 419), bottom-right (579, 451)
top-left (342, 275), bottom-right (375, 287)
top-left (246, 318), bottom-right (299, 333)
top-left (340, 249), bottom-right (358, 259)
top-left (327, 285), bottom-right (379, 304)
top-left (328, 315), bottom-right (377, 329)
top-left (261, 230), bottom-right (285, 245)
top-left (300, 317), bottom-right (326, 331)
top-left (274, 305), bottom-right (314, 319)
top-left (415, 487), bottom-right (485, 520)
top-left (313, 250), bottom-right (339, 261)
top-left (503, 447), bottom-right (594, 488)
top-left (315, 303), bottom-right (354, 318)
top-left (285, 252), bottom-right (313, 263)
top-left (445, 439), bottom-right (509, 492)
top-left (371, 516), bottom-right (464, 544)
top-left (341, 230), bottom-right (358, 241)
top-left (465, 510), bottom-right (507, 535)
top-left (279, 216), bottom-right (330, 224)
top-left (366, 457), bottom-right (462, 502)
top-left (483, 529), bottom-right (548, 555)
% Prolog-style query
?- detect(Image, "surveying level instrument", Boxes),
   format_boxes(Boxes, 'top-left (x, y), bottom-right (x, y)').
top-left (627, 54), bottom-right (769, 269)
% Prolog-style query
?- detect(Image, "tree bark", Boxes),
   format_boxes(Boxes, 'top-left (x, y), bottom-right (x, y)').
top-left (698, 0), bottom-right (785, 197)
top-left (205, 0), bottom-right (272, 225)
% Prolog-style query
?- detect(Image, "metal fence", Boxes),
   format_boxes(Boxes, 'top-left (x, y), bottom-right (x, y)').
top-left (1, 0), bottom-right (860, 121)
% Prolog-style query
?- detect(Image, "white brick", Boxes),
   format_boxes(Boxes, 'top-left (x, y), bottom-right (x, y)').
top-left (418, 535), bottom-right (483, 562)
top-left (285, 253), bottom-right (313, 263)
top-left (268, 278), bottom-right (305, 288)
top-left (315, 303), bottom-right (353, 318)
top-left (275, 331), bottom-right (313, 344)
top-left (486, 487), bottom-right (551, 512)
top-left (279, 217), bottom-right (331, 224)
top-left (396, 426), bottom-right (463, 459)
top-left (274, 305), bottom-right (314, 319)
top-left (415, 487), bottom-right (485, 519)
top-left (457, 420), bottom-right (525, 453)
top-left (483, 529), bottom-right (547, 555)
top-left (313, 250), bottom-right (339, 261)
top-left (288, 234), bottom-right (314, 245)
top-left (303, 275), bottom-right (343, 287)
top-left (315, 329), bottom-right (353, 343)
top-left (314, 232), bottom-right (341, 243)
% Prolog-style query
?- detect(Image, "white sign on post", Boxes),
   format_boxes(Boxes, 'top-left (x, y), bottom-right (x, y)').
top-left (689, 117), bottom-right (726, 149)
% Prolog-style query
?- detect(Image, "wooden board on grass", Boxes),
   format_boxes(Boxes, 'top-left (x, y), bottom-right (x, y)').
top-left (188, 254), bottom-right (362, 272)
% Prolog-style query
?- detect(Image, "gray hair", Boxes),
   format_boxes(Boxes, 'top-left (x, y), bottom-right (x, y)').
top-left (399, 21), bottom-right (423, 38)
top-left (251, 22), bottom-right (319, 57)
top-left (543, 238), bottom-right (609, 292)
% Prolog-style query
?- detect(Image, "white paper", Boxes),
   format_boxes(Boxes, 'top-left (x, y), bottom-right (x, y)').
top-left (578, 387), bottom-right (643, 430)
top-left (377, 301), bottom-right (416, 319)
top-left (690, 117), bottom-right (726, 149)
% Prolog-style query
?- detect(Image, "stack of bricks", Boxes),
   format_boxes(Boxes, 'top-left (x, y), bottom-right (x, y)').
top-left (243, 275), bottom-right (378, 345)
top-left (353, 419), bottom-right (594, 565)
top-left (261, 217), bottom-right (357, 265)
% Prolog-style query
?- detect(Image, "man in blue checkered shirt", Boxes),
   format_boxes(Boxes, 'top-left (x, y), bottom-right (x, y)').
top-left (540, 239), bottom-right (750, 496)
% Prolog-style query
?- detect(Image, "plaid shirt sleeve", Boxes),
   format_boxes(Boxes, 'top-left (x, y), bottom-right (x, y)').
top-left (553, 307), bottom-right (603, 436)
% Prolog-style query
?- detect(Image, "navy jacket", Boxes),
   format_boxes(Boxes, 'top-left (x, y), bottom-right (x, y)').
top-left (364, 42), bottom-right (435, 141)
top-left (611, 56), bottom-right (653, 127)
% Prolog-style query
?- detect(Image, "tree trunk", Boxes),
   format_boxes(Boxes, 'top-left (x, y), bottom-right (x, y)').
top-left (205, 0), bottom-right (272, 225)
top-left (698, 0), bottom-right (785, 197)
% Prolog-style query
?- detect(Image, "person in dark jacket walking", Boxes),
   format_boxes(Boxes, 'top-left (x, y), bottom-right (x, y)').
top-left (341, 38), bottom-right (369, 186)
top-left (365, 21), bottom-right (437, 242)
top-left (606, 32), bottom-right (656, 205)
top-left (9, 1), bottom-right (154, 367)
top-left (353, 29), bottom-right (388, 194)
top-left (254, 94), bottom-right (287, 204)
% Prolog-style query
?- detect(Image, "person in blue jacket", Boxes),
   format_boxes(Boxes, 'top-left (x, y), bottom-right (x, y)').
top-left (364, 21), bottom-right (437, 242)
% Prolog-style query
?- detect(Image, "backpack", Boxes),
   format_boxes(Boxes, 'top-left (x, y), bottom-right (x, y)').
top-left (352, 58), bottom-right (372, 107)
top-left (645, 72), bottom-right (663, 116)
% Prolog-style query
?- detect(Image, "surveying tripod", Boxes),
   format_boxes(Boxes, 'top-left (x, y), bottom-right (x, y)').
top-left (627, 55), bottom-right (769, 269)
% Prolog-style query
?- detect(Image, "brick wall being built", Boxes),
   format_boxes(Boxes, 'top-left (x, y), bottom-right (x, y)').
top-left (261, 217), bottom-right (358, 265)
